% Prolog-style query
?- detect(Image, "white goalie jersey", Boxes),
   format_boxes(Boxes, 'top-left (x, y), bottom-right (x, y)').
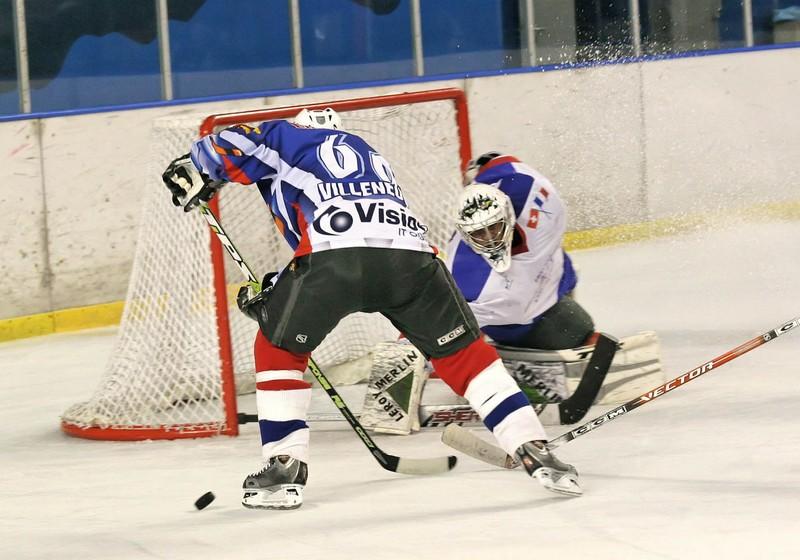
top-left (444, 156), bottom-right (577, 346)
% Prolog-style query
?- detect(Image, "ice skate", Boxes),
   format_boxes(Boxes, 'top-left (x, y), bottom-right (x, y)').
top-left (515, 441), bottom-right (582, 497)
top-left (242, 455), bottom-right (308, 510)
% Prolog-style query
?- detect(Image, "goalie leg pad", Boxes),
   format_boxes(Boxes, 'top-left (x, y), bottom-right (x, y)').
top-left (496, 331), bottom-right (663, 406)
top-left (360, 341), bottom-right (428, 435)
top-left (501, 358), bottom-right (568, 403)
top-left (593, 331), bottom-right (663, 404)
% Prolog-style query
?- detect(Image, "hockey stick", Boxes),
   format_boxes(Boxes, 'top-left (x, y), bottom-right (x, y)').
top-left (441, 332), bottom-right (618, 469)
top-left (443, 317), bottom-right (800, 468)
top-left (198, 202), bottom-right (456, 475)
top-left (554, 333), bottom-right (618, 424)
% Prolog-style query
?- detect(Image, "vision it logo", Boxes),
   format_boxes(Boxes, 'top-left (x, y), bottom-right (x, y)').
top-left (312, 202), bottom-right (428, 237)
top-left (312, 205), bottom-right (354, 236)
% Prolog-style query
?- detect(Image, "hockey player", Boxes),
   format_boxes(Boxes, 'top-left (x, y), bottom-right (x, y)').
top-left (161, 111), bottom-right (581, 510)
top-left (446, 151), bottom-right (594, 352)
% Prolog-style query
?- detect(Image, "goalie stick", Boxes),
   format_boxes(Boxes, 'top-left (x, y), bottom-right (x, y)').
top-left (443, 317), bottom-right (800, 468)
top-left (423, 333), bottom-right (617, 428)
top-left (554, 333), bottom-right (618, 424)
top-left (198, 202), bottom-right (456, 475)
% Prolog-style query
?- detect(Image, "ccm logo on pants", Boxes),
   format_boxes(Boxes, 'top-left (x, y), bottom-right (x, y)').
top-left (437, 325), bottom-right (466, 346)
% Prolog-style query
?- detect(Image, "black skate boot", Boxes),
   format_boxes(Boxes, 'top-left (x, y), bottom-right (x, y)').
top-left (515, 441), bottom-right (582, 497)
top-left (242, 455), bottom-right (308, 510)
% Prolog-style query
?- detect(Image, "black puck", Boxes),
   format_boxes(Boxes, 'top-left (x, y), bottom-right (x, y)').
top-left (194, 491), bottom-right (215, 510)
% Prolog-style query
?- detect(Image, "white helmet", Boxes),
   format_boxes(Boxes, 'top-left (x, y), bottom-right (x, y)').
top-left (294, 107), bottom-right (342, 130)
top-left (455, 183), bottom-right (515, 272)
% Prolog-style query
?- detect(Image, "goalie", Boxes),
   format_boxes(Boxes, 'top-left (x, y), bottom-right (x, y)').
top-left (450, 152), bottom-right (594, 350)
top-left (361, 152), bottom-right (662, 432)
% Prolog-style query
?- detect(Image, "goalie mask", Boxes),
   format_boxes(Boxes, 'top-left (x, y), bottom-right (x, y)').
top-left (294, 107), bottom-right (342, 130)
top-left (455, 183), bottom-right (515, 273)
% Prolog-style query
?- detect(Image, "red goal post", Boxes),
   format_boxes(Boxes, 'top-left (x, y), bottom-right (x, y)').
top-left (61, 88), bottom-right (472, 441)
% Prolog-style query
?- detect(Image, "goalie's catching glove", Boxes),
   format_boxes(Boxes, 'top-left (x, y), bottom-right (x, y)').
top-left (162, 153), bottom-right (224, 212)
top-left (237, 272), bottom-right (279, 325)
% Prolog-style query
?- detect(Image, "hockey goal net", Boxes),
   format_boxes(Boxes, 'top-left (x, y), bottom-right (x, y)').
top-left (61, 88), bottom-right (471, 440)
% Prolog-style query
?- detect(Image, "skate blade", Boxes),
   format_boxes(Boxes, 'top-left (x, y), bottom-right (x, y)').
top-left (242, 484), bottom-right (304, 510)
top-left (534, 469), bottom-right (583, 498)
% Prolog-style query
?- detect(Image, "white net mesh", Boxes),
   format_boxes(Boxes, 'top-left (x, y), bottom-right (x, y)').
top-left (61, 92), bottom-right (466, 438)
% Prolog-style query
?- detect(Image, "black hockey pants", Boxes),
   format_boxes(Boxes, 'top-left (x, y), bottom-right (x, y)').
top-left (258, 248), bottom-right (482, 359)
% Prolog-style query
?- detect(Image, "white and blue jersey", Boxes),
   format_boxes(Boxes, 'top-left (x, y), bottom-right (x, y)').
top-left (444, 156), bottom-right (577, 346)
top-left (190, 120), bottom-right (433, 257)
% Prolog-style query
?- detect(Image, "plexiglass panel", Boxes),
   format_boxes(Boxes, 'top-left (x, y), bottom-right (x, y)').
top-left (640, 0), bottom-right (746, 54)
top-left (0, 0), bottom-right (20, 115)
top-left (756, 0), bottom-right (800, 45)
top-left (300, 0), bottom-right (414, 87)
top-left (422, 0), bottom-right (520, 75)
top-left (26, 0), bottom-right (161, 112)
top-left (574, 0), bottom-right (634, 61)
top-left (169, 0), bottom-right (293, 99)
top-left (530, 0), bottom-right (579, 65)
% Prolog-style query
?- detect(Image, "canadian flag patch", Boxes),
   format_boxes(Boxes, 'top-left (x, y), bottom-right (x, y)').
top-left (527, 209), bottom-right (540, 229)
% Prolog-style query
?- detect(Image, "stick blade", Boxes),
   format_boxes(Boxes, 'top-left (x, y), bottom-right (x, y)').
top-left (392, 454), bottom-right (457, 475)
top-left (441, 424), bottom-right (518, 469)
top-left (558, 333), bottom-right (618, 424)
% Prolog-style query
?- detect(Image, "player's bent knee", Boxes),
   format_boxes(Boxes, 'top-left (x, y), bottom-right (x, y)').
top-left (431, 337), bottom-right (500, 396)
top-left (521, 296), bottom-right (594, 350)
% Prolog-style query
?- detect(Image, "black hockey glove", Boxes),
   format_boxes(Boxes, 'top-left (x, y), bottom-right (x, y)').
top-left (236, 272), bottom-right (278, 323)
top-left (161, 153), bottom-right (224, 212)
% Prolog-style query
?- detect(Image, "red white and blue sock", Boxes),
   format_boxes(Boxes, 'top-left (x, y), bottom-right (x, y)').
top-left (432, 338), bottom-right (546, 455)
top-left (464, 359), bottom-right (546, 455)
top-left (255, 369), bottom-right (312, 463)
top-left (253, 331), bottom-right (312, 463)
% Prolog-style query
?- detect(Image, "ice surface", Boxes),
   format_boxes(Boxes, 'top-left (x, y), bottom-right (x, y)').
top-left (1, 221), bottom-right (798, 560)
